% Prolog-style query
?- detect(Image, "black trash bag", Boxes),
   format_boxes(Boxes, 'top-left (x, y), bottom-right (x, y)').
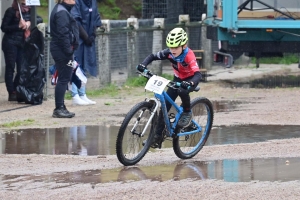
top-left (16, 27), bottom-right (46, 105)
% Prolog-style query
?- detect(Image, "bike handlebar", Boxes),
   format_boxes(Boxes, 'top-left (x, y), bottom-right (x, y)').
top-left (137, 68), bottom-right (191, 90)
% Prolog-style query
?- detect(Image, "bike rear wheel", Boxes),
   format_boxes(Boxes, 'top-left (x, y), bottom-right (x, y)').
top-left (116, 101), bottom-right (157, 166)
top-left (173, 97), bottom-right (214, 159)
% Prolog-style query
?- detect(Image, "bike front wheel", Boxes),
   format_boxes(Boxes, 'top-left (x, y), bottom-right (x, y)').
top-left (116, 101), bottom-right (157, 166)
top-left (173, 97), bottom-right (214, 159)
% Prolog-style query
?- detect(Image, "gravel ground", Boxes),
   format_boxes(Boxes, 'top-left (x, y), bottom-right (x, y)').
top-left (1, 64), bottom-right (300, 199)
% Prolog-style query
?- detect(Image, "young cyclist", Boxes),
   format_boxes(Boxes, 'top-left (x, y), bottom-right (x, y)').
top-left (137, 27), bottom-right (202, 148)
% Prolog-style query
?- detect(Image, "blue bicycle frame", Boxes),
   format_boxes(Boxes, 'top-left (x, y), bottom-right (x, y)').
top-left (153, 90), bottom-right (202, 138)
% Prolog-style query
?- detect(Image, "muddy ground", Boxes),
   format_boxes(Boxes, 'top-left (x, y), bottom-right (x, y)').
top-left (1, 64), bottom-right (300, 199)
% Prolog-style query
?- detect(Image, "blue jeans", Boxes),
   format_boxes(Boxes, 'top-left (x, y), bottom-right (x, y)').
top-left (71, 82), bottom-right (86, 97)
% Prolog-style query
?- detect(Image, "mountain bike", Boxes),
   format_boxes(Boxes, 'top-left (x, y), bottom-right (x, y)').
top-left (116, 68), bottom-right (214, 166)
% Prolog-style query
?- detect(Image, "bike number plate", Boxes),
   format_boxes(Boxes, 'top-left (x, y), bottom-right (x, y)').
top-left (145, 75), bottom-right (170, 94)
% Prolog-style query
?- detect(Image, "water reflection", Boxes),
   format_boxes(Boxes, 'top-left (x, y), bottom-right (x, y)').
top-left (1, 125), bottom-right (300, 155)
top-left (1, 126), bottom-right (118, 155)
top-left (207, 125), bottom-right (300, 145)
top-left (1, 157), bottom-right (300, 189)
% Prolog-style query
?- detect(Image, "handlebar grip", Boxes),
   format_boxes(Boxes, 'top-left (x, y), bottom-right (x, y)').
top-left (137, 64), bottom-right (146, 73)
top-left (176, 82), bottom-right (190, 90)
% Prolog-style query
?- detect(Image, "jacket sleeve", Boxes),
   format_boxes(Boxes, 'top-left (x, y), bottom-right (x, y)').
top-left (141, 48), bottom-right (170, 66)
top-left (22, 11), bottom-right (31, 22)
top-left (23, 12), bottom-right (43, 24)
top-left (1, 8), bottom-right (20, 33)
top-left (94, 3), bottom-right (102, 27)
top-left (71, 0), bottom-right (89, 40)
top-left (189, 71), bottom-right (202, 86)
top-left (95, 13), bottom-right (102, 27)
top-left (78, 23), bottom-right (89, 41)
top-left (55, 10), bottom-right (73, 56)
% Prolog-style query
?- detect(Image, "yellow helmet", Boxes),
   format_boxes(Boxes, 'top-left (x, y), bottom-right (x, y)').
top-left (166, 27), bottom-right (188, 48)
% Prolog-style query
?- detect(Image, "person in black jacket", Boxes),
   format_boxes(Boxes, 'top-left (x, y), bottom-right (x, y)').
top-left (1, 0), bottom-right (32, 101)
top-left (50, 0), bottom-right (79, 118)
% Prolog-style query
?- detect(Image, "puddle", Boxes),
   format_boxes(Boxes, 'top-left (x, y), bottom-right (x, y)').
top-left (250, 75), bottom-right (300, 88)
top-left (1, 125), bottom-right (300, 187)
top-left (1, 125), bottom-right (300, 155)
top-left (208, 125), bottom-right (300, 145)
top-left (1, 157), bottom-right (299, 188)
top-left (0, 126), bottom-right (116, 156)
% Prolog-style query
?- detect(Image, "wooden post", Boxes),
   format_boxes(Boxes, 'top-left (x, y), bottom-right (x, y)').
top-left (179, 15), bottom-right (190, 45)
top-left (151, 18), bottom-right (165, 75)
top-left (127, 17), bottom-right (139, 78)
top-left (98, 20), bottom-right (111, 86)
top-left (201, 25), bottom-right (212, 70)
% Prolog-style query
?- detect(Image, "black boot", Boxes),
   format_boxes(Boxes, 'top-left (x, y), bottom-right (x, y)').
top-left (8, 92), bottom-right (17, 101)
top-left (150, 114), bottom-right (166, 148)
top-left (63, 105), bottom-right (75, 117)
top-left (142, 115), bottom-right (165, 148)
top-left (52, 106), bottom-right (74, 118)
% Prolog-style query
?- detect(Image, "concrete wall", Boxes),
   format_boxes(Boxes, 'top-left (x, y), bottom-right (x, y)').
top-left (0, 0), bottom-right (13, 83)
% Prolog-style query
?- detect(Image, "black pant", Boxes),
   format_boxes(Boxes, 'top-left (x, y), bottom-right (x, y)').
top-left (165, 75), bottom-right (196, 112)
top-left (2, 42), bottom-right (23, 93)
top-left (54, 60), bottom-right (73, 108)
top-left (156, 76), bottom-right (197, 134)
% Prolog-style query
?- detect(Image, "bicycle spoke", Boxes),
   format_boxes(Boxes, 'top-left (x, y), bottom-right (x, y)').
top-left (116, 102), bottom-right (157, 166)
top-left (173, 98), bottom-right (213, 159)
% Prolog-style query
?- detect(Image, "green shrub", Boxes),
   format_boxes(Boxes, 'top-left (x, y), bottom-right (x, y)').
top-left (99, 0), bottom-right (121, 19)
top-left (40, 0), bottom-right (48, 6)
top-left (1, 119), bottom-right (35, 128)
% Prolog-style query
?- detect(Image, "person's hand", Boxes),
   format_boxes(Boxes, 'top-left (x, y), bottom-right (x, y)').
top-left (72, 60), bottom-right (78, 69)
top-left (98, 26), bottom-right (105, 32)
top-left (25, 21), bottom-right (31, 30)
top-left (84, 36), bottom-right (95, 46)
top-left (180, 81), bottom-right (193, 89)
top-left (136, 64), bottom-right (147, 72)
top-left (19, 19), bottom-right (26, 29)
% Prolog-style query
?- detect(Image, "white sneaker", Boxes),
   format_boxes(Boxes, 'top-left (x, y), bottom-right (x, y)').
top-left (72, 94), bottom-right (89, 105)
top-left (80, 94), bottom-right (96, 105)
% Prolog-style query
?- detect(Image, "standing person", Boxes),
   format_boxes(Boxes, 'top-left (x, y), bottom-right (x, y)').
top-left (70, 0), bottom-right (102, 105)
top-left (50, 0), bottom-right (79, 118)
top-left (137, 27), bottom-right (202, 148)
top-left (1, 0), bottom-right (31, 101)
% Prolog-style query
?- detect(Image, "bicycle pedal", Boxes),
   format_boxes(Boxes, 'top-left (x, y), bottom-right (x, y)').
top-left (150, 135), bottom-right (164, 149)
top-left (150, 142), bottom-right (160, 149)
top-left (183, 123), bottom-right (197, 132)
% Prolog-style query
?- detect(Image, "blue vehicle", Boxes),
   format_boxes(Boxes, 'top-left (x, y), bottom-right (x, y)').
top-left (116, 68), bottom-right (214, 166)
top-left (204, 0), bottom-right (300, 68)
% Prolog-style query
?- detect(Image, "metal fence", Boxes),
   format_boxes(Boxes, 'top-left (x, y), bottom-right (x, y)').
top-left (142, 0), bottom-right (206, 22)
top-left (43, 16), bottom-right (204, 97)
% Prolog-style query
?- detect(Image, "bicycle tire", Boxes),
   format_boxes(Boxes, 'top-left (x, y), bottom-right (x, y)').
top-left (116, 101), bottom-right (157, 166)
top-left (173, 97), bottom-right (214, 159)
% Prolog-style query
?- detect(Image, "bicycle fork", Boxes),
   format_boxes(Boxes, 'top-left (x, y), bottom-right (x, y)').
top-left (130, 98), bottom-right (159, 137)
